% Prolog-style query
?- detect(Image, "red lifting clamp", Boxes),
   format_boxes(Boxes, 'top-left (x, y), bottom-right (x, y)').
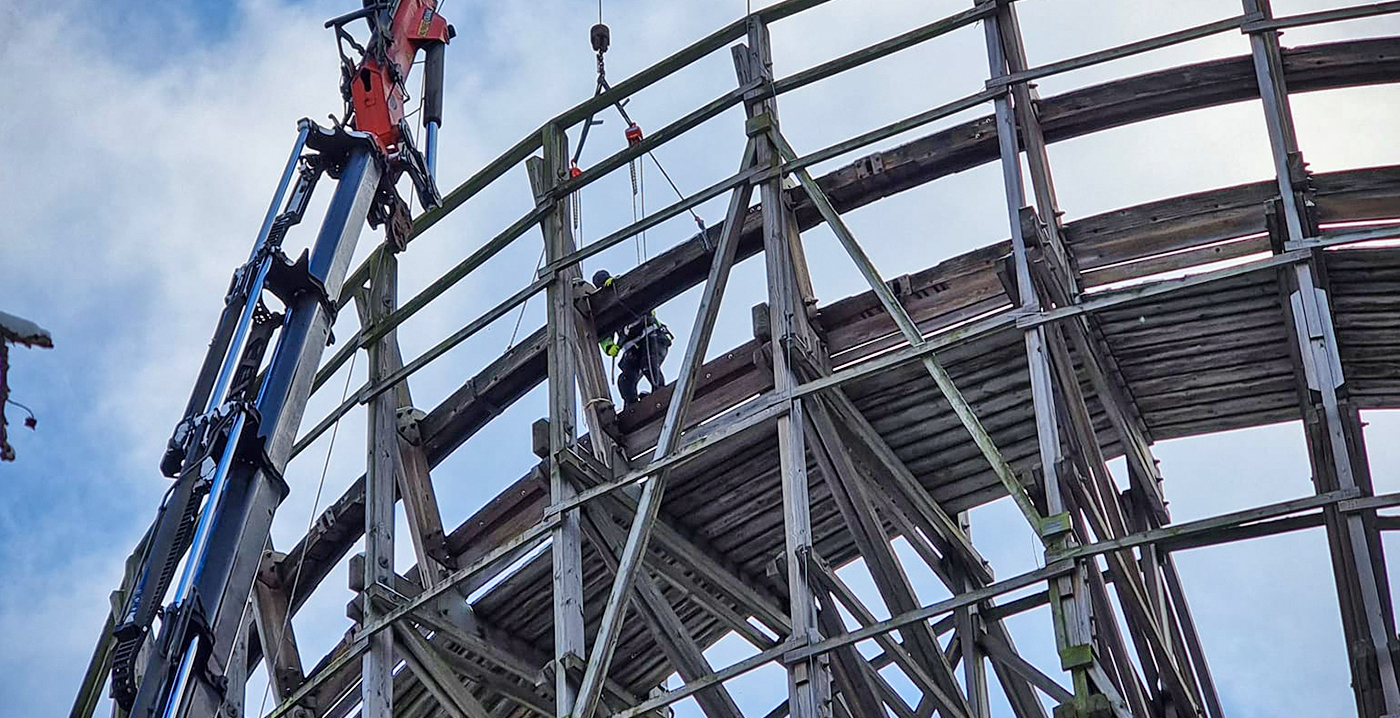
top-left (570, 161), bottom-right (583, 178)
top-left (624, 122), bottom-right (643, 146)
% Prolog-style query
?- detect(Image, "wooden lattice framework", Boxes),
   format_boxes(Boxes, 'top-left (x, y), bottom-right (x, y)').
top-left (73, 2), bottom-right (1400, 717)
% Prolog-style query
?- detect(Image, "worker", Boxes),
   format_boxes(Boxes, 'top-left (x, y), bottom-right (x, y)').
top-left (593, 269), bottom-right (673, 407)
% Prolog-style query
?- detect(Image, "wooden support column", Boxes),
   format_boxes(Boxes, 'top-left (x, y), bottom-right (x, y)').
top-left (352, 289), bottom-right (453, 586)
top-left (1040, 316), bottom-right (1204, 716)
top-left (979, 6), bottom-right (1108, 714)
top-left (1243, 2), bottom-right (1400, 715)
top-left (225, 609), bottom-right (252, 718)
top-left (764, 93), bottom-right (1062, 718)
top-left (803, 399), bottom-right (972, 718)
top-left (363, 251), bottom-right (399, 718)
top-left (955, 513), bottom-right (990, 718)
top-left (1002, 7), bottom-right (1217, 699)
top-left (1022, 213), bottom-right (1167, 524)
top-left (538, 122), bottom-right (587, 718)
top-left (254, 548), bottom-right (308, 705)
top-left (811, 588), bottom-right (891, 718)
top-left (70, 526), bottom-right (153, 718)
top-left (738, 17), bottom-right (832, 718)
top-left (816, 390), bottom-right (1049, 718)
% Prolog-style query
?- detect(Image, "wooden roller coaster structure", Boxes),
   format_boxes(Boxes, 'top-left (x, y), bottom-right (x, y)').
top-left (72, 1), bottom-right (1400, 717)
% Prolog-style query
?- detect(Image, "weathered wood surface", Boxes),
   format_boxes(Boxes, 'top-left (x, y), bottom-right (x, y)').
top-left (271, 37), bottom-right (1400, 718)
top-left (416, 37), bottom-right (1400, 462)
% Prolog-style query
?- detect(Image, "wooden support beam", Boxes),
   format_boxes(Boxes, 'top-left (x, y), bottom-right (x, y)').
top-left (1160, 556), bottom-right (1226, 718)
top-left (346, 554), bottom-right (531, 685)
top-left (1053, 444), bottom-right (1200, 714)
top-left (812, 588), bottom-right (891, 718)
top-left (737, 19), bottom-right (833, 718)
top-left (394, 623), bottom-right (494, 718)
top-left (225, 608), bottom-right (252, 718)
top-left (804, 399), bottom-right (972, 718)
top-left (419, 642), bottom-right (555, 717)
top-left (1076, 541), bottom-right (1151, 718)
top-left (979, 7), bottom-right (1119, 713)
top-left (1245, 2), bottom-right (1400, 713)
top-left (977, 631), bottom-right (1073, 705)
top-left (807, 553), bottom-right (968, 715)
top-left (615, 489), bottom-right (1381, 718)
top-left (254, 549), bottom-right (307, 703)
top-left (594, 491), bottom-right (790, 645)
top-left (69, 524), bottom-right (152, 718)
top-left (583, 508), bottom-right (747, 718)
top-left (535, 122), bottom-right (590, 718)
top-left (819, 387), bottom-right (991, 584)
top-left (774, 129), bottom-right (1041, 528)
top-left (1023, 216), bottom-right (1167, 524)
top-left (955, 514), bottom-right (990, 718)
top-left (556, 445), bottom-right (792, 637)
top-left (814, 391), bottom-right (1048, 718)
top-left (350, 552), bottom-right (663, 718)
top-left (362, 252), bottom-right (399, 718)
top-left (352, 293), bottom-right (452, 584)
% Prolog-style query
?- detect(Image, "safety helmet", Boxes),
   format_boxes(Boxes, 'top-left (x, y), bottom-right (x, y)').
top-left (592, 269), bottom-right (612, 288)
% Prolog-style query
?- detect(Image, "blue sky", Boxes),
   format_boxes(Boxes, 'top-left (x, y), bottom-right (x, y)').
top-left (3, 1), bottom-right (1400, 717)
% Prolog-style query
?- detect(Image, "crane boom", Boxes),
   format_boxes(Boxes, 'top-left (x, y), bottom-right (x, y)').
top-left (105, 4), bottom-right (451, 717)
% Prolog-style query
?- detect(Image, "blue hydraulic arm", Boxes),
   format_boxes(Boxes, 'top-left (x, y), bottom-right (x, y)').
top-left (104, 3), bottom-right (450, 715)
top-left (112, 122), bottom-right (382, 718)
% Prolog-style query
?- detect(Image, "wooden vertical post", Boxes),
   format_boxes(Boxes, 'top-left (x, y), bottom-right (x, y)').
top-left (1243, 2), bottom-right (1400, 715)
top-left (980, 6), bottom-right (1111, 715)
top-left (363, 251), bottom-right (399, 718)
top-left (956, 513), bottom-right (990, 718)
top-left (253, 548), bottom-right (307, 704)
top-left (739, 17), bottom-right (832, 718)
top-left (540, 121), bottom-right (587, 718)
top-left (353, 282), bottom-right (453, 587)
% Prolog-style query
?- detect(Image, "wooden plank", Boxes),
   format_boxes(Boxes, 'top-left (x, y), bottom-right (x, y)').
top-left (362, 253), bottom-right (399, 718)
top-left (253, 550), bottom-right (307, 702)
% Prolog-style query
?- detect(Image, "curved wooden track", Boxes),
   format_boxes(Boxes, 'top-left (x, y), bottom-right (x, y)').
top-left (239, 14), bottom-right (1400, 718)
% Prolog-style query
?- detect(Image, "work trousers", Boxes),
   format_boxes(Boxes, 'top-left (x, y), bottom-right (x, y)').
top-left (618, 334), bottom-right (671, 406)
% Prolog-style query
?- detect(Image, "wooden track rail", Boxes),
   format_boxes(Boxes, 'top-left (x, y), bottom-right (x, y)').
top-left (71, 2), bottom-right (1400, 718)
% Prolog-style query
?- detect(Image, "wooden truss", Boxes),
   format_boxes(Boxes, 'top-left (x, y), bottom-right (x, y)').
top-left (72, 1), bottom-right (1400, 718)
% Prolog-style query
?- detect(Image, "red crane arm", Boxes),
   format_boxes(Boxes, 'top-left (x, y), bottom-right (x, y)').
top-left (348, 0), bottom-right (452, 155)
